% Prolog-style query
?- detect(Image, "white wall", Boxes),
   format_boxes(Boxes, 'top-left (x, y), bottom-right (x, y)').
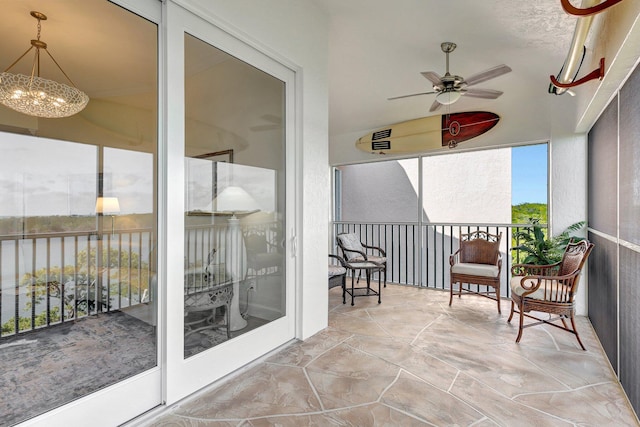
top-left (182, 0), bottom-right (330, 338)
top-left (422, 149), bottom-right (511, 224)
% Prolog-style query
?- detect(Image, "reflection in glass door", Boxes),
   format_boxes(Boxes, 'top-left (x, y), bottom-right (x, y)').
top-left (184, 33), bottom-right (285, 357)
top-left (0, 1), bottom-right (159, 424)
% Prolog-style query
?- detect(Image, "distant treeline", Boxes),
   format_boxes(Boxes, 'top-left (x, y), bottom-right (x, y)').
top-left (512, 203), bottom-right (547, 225)
top-left (0, 214), bottom-right (154, 236)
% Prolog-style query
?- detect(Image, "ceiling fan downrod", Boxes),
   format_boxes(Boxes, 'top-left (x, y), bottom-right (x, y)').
top-left (441, 42), bottom-right (456, 76)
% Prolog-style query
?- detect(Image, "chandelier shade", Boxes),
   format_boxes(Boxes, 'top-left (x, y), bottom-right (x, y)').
top-left (0, 72), bottom-right (89, 118)
top-left (0, 11), bottom-right (89, 118)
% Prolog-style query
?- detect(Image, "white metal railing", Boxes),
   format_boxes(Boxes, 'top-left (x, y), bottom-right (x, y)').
top-left (332, 222), bottom-right (543, 296)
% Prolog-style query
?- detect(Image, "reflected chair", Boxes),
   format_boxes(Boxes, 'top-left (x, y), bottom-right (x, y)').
top-left (508, 239), bottom-right (594, 350)
top-left (244, 229), bottom-right (283, 283)
top-left (328, 254), bottom-right (347, 289)
top-left (449, 230), bottom-right (502, 313)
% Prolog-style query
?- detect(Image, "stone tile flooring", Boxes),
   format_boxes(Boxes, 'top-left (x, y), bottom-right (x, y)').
top-left (147, 285), bottom-right (639, 426)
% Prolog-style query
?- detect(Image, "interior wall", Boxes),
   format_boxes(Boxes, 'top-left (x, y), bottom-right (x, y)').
top-left (587, 60), bottom-right (640, 416)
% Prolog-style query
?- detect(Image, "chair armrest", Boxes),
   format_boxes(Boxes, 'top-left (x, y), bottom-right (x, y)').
top-left (515, 268), bottom-right (583, 295)
top-left (329, 254), bottom-right (347, 268)
top-left (362, 243), bottom-right (386, 257)
top-left (511, 261), bottom-right (561, 276)
top-left (340, 247), bottom-right (369, 261)
top-left (449, 248), bottom-right (462, 266)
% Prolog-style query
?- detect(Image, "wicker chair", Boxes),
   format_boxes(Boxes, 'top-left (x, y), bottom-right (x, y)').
top-left (508, 239), bottom-right (594, 350)
top-left (449, 231), bottom-right (502, 313)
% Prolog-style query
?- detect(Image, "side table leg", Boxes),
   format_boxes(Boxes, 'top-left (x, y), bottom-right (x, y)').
top-left (351, 273), bottom-right (355, 306)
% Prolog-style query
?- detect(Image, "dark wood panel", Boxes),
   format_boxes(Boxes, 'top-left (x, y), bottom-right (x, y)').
top-left (620, 246), bottom-right (640, 415)
top-left (619, 64), bottom-right (640, 245)
top-left (587, 232), bottom-right (618, 372)
top-left (588, 98), bottom-right (618, 236)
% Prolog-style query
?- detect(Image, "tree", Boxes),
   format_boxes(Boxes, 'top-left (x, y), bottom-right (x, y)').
top-left (512, 218), bottom-right (585, 265)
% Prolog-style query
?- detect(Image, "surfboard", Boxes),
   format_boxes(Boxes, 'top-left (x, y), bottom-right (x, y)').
top-left (356, 111), bottom-right (500, 154)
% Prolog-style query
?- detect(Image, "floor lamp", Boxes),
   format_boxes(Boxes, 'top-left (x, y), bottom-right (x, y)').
top-left (94, 196), bottom-right (120, 312)
top-left (213, 186), bottom-right (260, 331)
top-left (95, 197), bottom-right (120, 235)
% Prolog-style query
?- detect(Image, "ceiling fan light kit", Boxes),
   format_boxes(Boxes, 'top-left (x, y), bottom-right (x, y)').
top-left (435, 90), bottom-right (461, 105)
top-left (389, 41), bottom-right (511, 112)
top-left (0, 11), bottom-right (89, 118)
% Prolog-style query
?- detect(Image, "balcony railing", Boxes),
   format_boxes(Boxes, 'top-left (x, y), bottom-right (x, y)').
top-left (2, 221), bottom-right (533, 337)
top-left (332, 221), bottom-right (543, 297)
top-left (0, 228), bottom-right (154, 337)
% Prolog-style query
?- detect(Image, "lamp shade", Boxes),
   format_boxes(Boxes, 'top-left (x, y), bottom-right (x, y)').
top-left (95, 197), bottom-right (120, 214)
top-left (213, 186), bottom-right (260, 214)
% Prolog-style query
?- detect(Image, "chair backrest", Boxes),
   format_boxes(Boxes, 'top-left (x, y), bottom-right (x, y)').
top-left (244, 231), bottom-right (268, 257)
top-left (459, 231), bottom-right (501, 265)
top-left (558, 239), bottom-right (594, 276)
top-left (336, 233), bottom-right (365, 261)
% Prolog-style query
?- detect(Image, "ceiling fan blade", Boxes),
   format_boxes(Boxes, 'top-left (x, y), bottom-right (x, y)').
top-left (388, 91), bottom-right (436, 100)
top-left (261, 114), bottom-right (281, 124)
top-left (464, 64), bottom-right (512, 87)
top-left (463, 88), bottom-right (503, 99)
top-left (429, 99), bottom-right (443, 112)
top-left (420, 71), bottom-right (442, 86)
top-left (250, 124), bottom-right (280, 132)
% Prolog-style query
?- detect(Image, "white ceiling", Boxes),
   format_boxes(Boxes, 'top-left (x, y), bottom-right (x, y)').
top-left (1, 0), bottom-right (638, 158)
top-left (315, 0), bottom-right (640, 160)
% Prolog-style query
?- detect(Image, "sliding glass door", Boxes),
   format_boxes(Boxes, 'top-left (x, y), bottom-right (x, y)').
top-left (165, 2), bottom-right (296, 403)
top-left (0, 0), bottom-right (161, 425)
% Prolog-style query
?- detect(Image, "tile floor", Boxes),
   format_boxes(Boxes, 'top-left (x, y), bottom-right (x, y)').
top-left (146, 284), bottom-right (639, 426)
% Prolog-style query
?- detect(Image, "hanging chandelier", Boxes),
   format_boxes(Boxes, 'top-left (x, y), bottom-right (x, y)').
top-left (0, 11), bottom-right (89, 118)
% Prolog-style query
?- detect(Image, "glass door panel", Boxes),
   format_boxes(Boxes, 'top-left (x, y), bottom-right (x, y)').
top-left (0, 1), bottom-right (159, 424)
top-left (184, 33), bottom-right (286, 358)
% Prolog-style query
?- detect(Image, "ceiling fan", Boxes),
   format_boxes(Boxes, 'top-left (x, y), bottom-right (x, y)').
top-left (249, 114), bottom-right (282, 132)
top-left (389, 42), bottom-right (512, 112)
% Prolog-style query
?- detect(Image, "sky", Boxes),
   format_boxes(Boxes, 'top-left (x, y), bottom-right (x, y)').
top-left (0, 134), bottom-right (153, 217)
top-left (511, 143), bottom-right (548, 205)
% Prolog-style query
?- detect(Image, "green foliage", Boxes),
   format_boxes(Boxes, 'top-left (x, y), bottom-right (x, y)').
top-left (1, 307), bottom-right (61, 335)
top-left (512, 203), bottom-right (547, 224)
top-left (512, 218), bottom-right (586, 265)
top-left (0, 213), bottom-right (154, 236)
top-left (11, 247), bottom-right (150, 331)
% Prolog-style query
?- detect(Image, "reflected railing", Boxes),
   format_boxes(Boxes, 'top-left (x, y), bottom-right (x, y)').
top-left (0, 228), bottom-right (155, 337)
top-left (184, 220), bottom-right (281, 287)
top-left (332, 221), bottom-right (544, 297)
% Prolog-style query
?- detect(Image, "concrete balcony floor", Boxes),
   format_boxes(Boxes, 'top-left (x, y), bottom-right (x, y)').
top-left (148, 284), bottom-right (639, 426)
